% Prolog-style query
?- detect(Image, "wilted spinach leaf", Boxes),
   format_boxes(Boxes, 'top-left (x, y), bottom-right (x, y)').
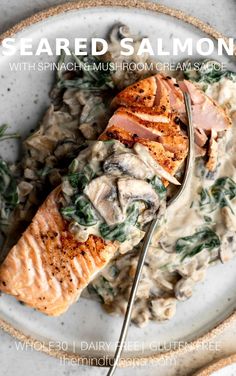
top-left (176, 227), bottom-right (220, 261)
top-left (199, 177), bottom-right (236, 213)
top-left (0, 159), bottom-right (19, 227)
top-left (89, 276), bottom-right (116, 303)
top-left (57, 53), bottom-right (115, 91)
top-left (67, 165), bottom-right (95, 191)
top-left (99, 203), bottom-right (139, 242)
top-left (150, 175), bottom-right (166, 200)
top-left (183, 60), bottom-right (236, 84)
top-left (68, 172), bottom-right (88, 190)
top-left (61, 195), bottom-right (98, 226)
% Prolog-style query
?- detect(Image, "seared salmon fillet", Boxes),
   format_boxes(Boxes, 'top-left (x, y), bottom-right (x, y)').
top-left (156, 75), bottom-right (231, 132)
top-left (0, 187), bottom-right (118, 316)
top-left (111, 73), bottom-right (231, 132)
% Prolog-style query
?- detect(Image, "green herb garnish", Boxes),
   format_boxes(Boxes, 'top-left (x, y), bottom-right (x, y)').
top-left (0, 124), bottom-right (19, 142)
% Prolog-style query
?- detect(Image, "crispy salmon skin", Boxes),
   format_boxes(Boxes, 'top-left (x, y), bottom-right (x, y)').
top-left (0, 187), bottom-right (118, 316)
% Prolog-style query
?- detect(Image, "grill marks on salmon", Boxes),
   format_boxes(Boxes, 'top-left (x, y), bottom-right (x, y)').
top-left (0, 187), bottom-right (118, 316)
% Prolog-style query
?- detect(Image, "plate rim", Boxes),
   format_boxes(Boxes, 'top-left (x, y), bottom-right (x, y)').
top-left (0, 0), bottom-right (235, 368)
top-left (1, 311), bottom-right (236, 367)
top-left (193, 353), bottom-right (236, 376)
top-left (0, 0), bottom-right (234, 47)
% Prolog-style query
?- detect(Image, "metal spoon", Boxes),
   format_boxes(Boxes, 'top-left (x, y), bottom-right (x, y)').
top-left (107, 92), bottom-right (194, 375)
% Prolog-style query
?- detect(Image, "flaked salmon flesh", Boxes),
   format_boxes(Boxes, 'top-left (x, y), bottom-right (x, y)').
top-left (103, 73), bottom-right (231, 168)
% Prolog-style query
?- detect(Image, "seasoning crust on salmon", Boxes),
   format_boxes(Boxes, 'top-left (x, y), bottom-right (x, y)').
top-left (100, 74), bottom-right (189, 177)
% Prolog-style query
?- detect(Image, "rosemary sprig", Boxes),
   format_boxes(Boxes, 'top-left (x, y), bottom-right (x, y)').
top-left (0, 124), bottom-right (20, 142)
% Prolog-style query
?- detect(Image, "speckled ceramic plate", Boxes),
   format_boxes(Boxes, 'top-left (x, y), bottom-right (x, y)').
top-left (0, 0), bottom-right (236, 367)
top-left (194, 354), bottom-right (236, 376)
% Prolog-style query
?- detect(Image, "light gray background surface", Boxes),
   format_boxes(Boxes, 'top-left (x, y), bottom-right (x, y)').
top-left (0, 1), bottom-right (236, 375)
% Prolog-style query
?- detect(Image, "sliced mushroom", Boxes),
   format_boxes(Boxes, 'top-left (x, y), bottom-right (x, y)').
top-left (17, 181), bottom-right (33, 198)
top-left (24, 168), bottom-right (37, 180)
top-left (149, 297), bottom-right (176, 320)
top-left (117, 177), bottom-right (159, 222)
top-left (159, 239), bottom-right (175, 254)
top-left (157, 277), bottom-right (174, 292)
top-left (74, 141), bottom-right (112, 174)
top-left (84, 175), bottom-right (124, 225)
top-left (63, 89), bottom-right (81, 117)
top-left (206, 130), bottom-right (218, 171)
top-left (174, 278), bottom-right (194, 301)
top-left (133, 143), bottom-right (180, 185)
top-left (219, 231), bottom-right (235, 263)
top-left (118, 227), bottom-right (145, 254)
top-left (54, 139), bottom-right (79, 159)
top-left (79, 123), bottom-right (97, 140)
top-left (109, 24), bottom-right (131, 44)
top-left (103, 152), bottom-right (153, 180)
top-left (175, 259), bottom-right (198, 278)
top-left (221, 206), bottom-right (236, 232)
top-left (118, 25), bottom-right (131, 39)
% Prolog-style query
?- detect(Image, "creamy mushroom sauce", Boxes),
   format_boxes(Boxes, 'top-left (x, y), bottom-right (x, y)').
top-left (60, 140), bottom-right (167, 254)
